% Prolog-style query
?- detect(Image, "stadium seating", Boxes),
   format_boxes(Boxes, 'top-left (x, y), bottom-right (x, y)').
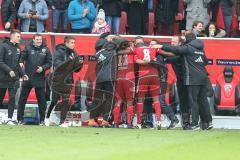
top-left (214, 66), bottom-right (240, 115)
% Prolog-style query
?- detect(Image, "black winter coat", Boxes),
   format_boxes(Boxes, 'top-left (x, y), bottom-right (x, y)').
top-left (162, 39), bottom-right (208, 85)
top-left (0, 39), bottom-right (23, 88)
top-left (155, 0), bottom-right (179, 24)
top-left (53, 44), bottom-right (81, 84)
top-left (102, 0), bottom-right (122, 17)
top-left (1, 0), bottom-right (16, 27)
top-left (20, 41), bottom-right (52, 87)
top-left (95, 41), bottom-right (118, 83)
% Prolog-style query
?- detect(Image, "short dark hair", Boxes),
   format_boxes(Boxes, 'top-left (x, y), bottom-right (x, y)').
top-left (185, 32), bottom-right (196, 43)
top-left (33, 33), bottom-right (42, 39)
top-left (192, 20), bottom-right (204, 29)
top-left (64, 36), bottom-right (75, 43)
top-left (10, 29), bottom-right (21, 35)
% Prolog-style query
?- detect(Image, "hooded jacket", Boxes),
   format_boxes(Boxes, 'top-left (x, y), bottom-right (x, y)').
top-left (0, 39), bottom-right (23, 88)
top-left (20, 41), bottom-right (52, 87)
top-left (162, 39), bottom-right (208, 85)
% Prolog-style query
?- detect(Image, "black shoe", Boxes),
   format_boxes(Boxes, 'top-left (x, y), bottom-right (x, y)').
top-left (206, 122), bottom-right (213, 130)
top-left (190, 124), bottom-right (200, 130)
top-left (18, 120), bottom-right (25, 125)
top-left (111, 124), bottom-right (119, 128)
top-left (182, 123), bottom-right (191, 130)
top-left (167, 118), bottom-right (179, 130)
top-left (200, 121), bottom-right (208, 130)
top-left (39, 121), bottom-right (45, 126)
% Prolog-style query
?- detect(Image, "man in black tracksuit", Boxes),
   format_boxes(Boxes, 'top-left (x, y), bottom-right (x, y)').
top-left (88, 39), bottom-right (118, 127)
top-left (0, 29), bottom-right (26, 125)
top-left (1, 0), bottom-right (16, 30)
top-left (46, 36), bottom-right (82, 127)
top-left (161, 33), bottom-right (213, 130)
top-left (17, 34), bottom-right (52, 125)
top-left (164, 36), bottom-right (190, 129)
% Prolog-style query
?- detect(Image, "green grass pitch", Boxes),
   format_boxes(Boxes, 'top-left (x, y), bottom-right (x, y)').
top-left (0, 126), bottom-right (239, 160)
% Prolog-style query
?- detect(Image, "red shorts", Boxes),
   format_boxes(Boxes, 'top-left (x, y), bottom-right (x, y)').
top-left (115, 79), bottom-right (135, 102)
top-left (137, 75), bottom-right (160, 98)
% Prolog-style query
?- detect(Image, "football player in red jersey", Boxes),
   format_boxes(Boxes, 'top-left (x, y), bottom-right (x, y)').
top-left (113, 40), bottom-right (135, 128)
top-left (133, 37), bottom-right (162, 130)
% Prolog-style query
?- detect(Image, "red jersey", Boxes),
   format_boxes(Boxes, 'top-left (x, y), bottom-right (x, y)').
top-left (117, 51), bottom-right (135, 79)
top-left (134, 46), bottom-right (161, 76)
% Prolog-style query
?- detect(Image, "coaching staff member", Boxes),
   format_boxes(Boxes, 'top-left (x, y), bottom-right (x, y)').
top-left (0, 29), bottom-right (27, 125)
top-left (157, 32), bottom-right (212, 130)
top-left (17, 34), bottom-right (52, 125)
top-left (46, 36), bottom-right (83, 127)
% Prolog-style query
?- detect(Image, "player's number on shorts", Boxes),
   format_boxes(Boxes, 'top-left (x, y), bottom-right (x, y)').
top-left (143, 49), bottom-right (150, 62)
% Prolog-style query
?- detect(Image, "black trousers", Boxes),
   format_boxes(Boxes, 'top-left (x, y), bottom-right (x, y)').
top-left (160, 81), bottom-right (176, 121)
top-left (89, 81), bottom-right (115, 121)
top-left (187, 85), bottom-right (212, 125)
top-left (46, 91), bottom-right (71, 124)
top-left (177, 80), bottom-right (189, 114)
top-left (0, 87), bottom-right (17, 119)
top-left (17, 86), bottom-right (47, 122)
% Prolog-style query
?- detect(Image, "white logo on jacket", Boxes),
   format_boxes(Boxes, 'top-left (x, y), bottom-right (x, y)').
top-left (195, 56), bottom-right (203, 63)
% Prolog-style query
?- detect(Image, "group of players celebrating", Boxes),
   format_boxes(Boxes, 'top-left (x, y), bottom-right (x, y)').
top-left (86, 34), bottom-right (182, 130)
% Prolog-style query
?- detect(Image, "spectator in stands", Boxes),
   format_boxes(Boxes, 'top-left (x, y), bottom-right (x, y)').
top-left (68, 0), bottom-right (96, 34)
top-left (210, 0), bottom-right (237, 36)
top-left (192, 20), bottom-right (207, 37)
top-left (47, 0), bottom-right (70, 33)
top-left (155, 0), bottom-right (179, 36)
top-left (92, 9), bottom-right (111, 34)
top-left (18, 0), bottom-right (49, 32)
top-left (101, 0), bottom-right (122, 34)
top-left (184, 0), bottom-right (211, 30)
top-left (0, 30), bottom-right (27, 125)
top-left (1, 0), bottom-right (16, 31)
top-left (205, 22), bottom-right (227, 37)
top-left (126, 0), bottom-right (149, 35)
top-left (17, 34), bottom-right (52, 125)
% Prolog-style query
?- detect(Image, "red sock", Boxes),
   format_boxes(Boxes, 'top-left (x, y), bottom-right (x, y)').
top-left (126, 106), bottom-right (134, 125)
top-left (113, 106), bottom-right (121, 124)
top-left (136, 103), bottom-right (144, 124)
top-left (153, 102), bottom-right (161, 121)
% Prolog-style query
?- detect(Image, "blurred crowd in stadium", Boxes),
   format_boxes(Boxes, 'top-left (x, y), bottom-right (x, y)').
top-left (0, 0), bottom-right (240, 37)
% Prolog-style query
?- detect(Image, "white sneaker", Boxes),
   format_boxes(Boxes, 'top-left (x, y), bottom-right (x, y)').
top-left (156, 121), bottom-right (161, 130)
top-left (59, 122), bottom-right (69, 128)
top-left (45, 118), bottom-right (50, 127)
top-left (6, 119), bottom-right (16, 125)
top-left (135, 124), bottom-right (142, 129)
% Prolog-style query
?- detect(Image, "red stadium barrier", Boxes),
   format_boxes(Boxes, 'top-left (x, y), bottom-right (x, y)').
top-left (1, 32), bottom-right (240, 104)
